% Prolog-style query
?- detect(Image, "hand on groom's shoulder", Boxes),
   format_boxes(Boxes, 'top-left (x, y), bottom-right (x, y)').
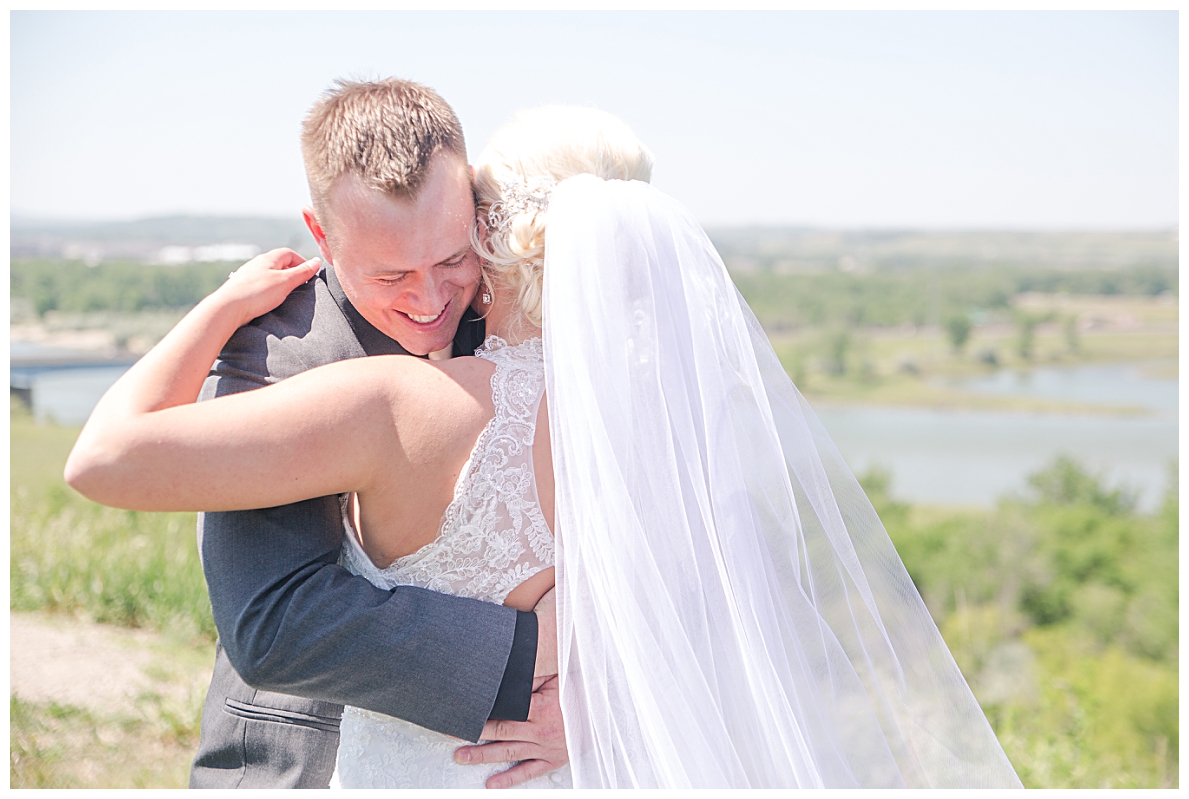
top-left (204, 268), bottom-right (361, 397)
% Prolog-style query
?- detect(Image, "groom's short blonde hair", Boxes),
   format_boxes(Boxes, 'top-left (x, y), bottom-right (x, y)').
top-left (301, 78), bottom-right (466, 215)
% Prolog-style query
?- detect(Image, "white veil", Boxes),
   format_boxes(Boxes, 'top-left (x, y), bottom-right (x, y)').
top-left (542, 175), bottom-right (1022, 788)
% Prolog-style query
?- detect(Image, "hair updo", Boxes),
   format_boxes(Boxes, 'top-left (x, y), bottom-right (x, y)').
top-left (471, 106), bottom-right (655, 328)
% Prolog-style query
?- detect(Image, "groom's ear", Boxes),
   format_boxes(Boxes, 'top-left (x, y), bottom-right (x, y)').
top-left (302, 206), bottom-right (334, 266)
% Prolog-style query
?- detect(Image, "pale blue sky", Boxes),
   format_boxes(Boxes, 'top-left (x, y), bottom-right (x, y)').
top-left (11, 10), bottom-right (1178, 228)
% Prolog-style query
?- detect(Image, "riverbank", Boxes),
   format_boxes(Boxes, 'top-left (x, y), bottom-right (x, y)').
top-left (772, 293), bottom-right (1178, 413)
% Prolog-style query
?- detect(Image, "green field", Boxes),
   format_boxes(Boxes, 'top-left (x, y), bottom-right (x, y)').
top-left (9, 405), bottom-right (1177, 788)
top-left (11, 405), bottom-right (213, 639)
top-left (11, 404), bottom-right (213, 788)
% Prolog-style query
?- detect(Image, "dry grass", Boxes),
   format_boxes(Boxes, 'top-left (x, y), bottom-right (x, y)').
top-left (10, 612), bottom-right (213, 788)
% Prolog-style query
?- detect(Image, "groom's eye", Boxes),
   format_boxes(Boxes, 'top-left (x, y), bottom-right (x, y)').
top-left (440, 250), bottom-right (473, 268)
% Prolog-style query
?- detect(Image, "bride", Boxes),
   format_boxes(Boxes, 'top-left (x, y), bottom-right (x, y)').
top-left (66, 106), bottom-right (1021, 788)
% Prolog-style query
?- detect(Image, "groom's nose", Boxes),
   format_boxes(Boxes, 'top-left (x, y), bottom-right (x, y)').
top-left (397, 269), bottom-right (452, 312)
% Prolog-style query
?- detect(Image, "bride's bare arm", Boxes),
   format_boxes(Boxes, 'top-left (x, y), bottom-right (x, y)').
top-left (67, 356), bottom-right (408, 512)
top-left (64, 249), bottom-right (401, 511)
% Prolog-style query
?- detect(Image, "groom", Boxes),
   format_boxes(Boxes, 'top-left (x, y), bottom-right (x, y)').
top-left (189, 79), bottom-right (566, 788)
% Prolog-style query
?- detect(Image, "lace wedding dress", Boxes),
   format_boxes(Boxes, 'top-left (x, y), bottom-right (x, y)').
top-left (330, 336), bottom-right (572, 789)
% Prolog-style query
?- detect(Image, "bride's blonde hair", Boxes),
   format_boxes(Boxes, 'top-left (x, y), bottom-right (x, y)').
top-left (471, 106), bottom-right (654, 328)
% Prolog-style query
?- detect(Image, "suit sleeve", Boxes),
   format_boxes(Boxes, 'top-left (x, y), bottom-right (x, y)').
top-left (197, 323), bottom-right (535, 743)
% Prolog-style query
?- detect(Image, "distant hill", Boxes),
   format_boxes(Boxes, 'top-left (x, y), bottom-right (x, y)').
top-left (11, 215), bottom-right (317, 263)
top-left (704, 228), bottom-right (1179, 274)
top-left (10, 214), bottom-right (1177, 273)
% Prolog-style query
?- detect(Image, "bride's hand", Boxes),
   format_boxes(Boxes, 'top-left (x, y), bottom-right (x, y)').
top-left (215, 249), bottom-right (322, 328)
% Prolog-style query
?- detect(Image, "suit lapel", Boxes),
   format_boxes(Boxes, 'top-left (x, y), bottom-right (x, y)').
top-left (452, 308), bottom-right (488, 357)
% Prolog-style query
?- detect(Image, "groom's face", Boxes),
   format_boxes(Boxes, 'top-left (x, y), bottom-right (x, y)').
top-left (306, 154), bottom-right (480, 356)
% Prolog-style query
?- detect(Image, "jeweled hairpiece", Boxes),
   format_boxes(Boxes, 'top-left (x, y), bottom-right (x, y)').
top-left (485, 177), bottom-right (555, 234)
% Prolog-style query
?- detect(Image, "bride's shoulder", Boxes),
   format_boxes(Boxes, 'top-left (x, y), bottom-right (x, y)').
top-left (295, 353), bottom-right (473, 401)
top-left (301, 354), bottom-right (495, 434)
top-left (343, 351), bottom-right (492, 386)
top-left (427, 353), bottom-right (497, 393)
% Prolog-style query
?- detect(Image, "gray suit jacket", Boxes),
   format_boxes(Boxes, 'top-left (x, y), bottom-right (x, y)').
top-left (189, 267), bottom-right (536, 788)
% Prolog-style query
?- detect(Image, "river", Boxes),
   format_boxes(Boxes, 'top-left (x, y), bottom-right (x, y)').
top-left (12, 348), bottom-right (1178, 511)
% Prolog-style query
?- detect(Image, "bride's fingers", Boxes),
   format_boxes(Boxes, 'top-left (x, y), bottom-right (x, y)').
top-left (217, 251), bottom-right (322, 327)
top-left (229, 249), bottom-right (317, 283)
top-left (281, 256), bottom-right (321, 284)
top-left (258, 253), bottom-right (319, 281)
top-left (231, 248), bottom-right (301, 275)
top-left (277, 254), bottom-right (321, 275)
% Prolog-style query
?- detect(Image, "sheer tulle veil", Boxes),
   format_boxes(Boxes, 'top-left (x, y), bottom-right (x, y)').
top-left (541, 175), bottom-right (1022, 788)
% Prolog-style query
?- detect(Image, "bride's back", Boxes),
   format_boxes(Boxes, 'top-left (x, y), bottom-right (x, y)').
top-left (350, 338), bottom-right (555, 612)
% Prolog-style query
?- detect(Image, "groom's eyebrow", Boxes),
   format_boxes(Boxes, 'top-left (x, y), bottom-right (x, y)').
top-left (423, 245), bottom-right (473, 270)
top-left (437, 244), bottom-right (473, 265)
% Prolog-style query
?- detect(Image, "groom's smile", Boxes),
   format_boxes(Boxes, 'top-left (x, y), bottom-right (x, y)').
top-left (396, 297), bottom-right (454, 332)
top-left (405, 307), bottom-right (444, 324)
top-left (303, 153), bottom-right (481, 356)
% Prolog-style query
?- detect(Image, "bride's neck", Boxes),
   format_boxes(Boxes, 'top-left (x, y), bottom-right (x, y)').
top-left (476, 285), bottom-right (540, 345)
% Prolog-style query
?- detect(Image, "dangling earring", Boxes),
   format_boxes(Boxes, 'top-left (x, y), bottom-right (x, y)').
top-left (480, 272), bottom-right (494, 305)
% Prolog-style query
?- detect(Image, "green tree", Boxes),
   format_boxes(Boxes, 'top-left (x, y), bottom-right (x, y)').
top-left (825, 328), bottom-right (850, 375)
top-left (1015, 313), bottom-right (1040, 360)
top-left (1026, 456), bottom-right (1137, 514)
top-left (944, 312), bottom-right (973, 353)
top-left (1063, 315), bottom-right (1080, 354)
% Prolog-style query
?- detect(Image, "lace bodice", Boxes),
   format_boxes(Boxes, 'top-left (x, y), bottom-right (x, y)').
top-left (332, 336), bottom-right (569, 789)
top-left (340, 336), bottom-right (554, 604)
